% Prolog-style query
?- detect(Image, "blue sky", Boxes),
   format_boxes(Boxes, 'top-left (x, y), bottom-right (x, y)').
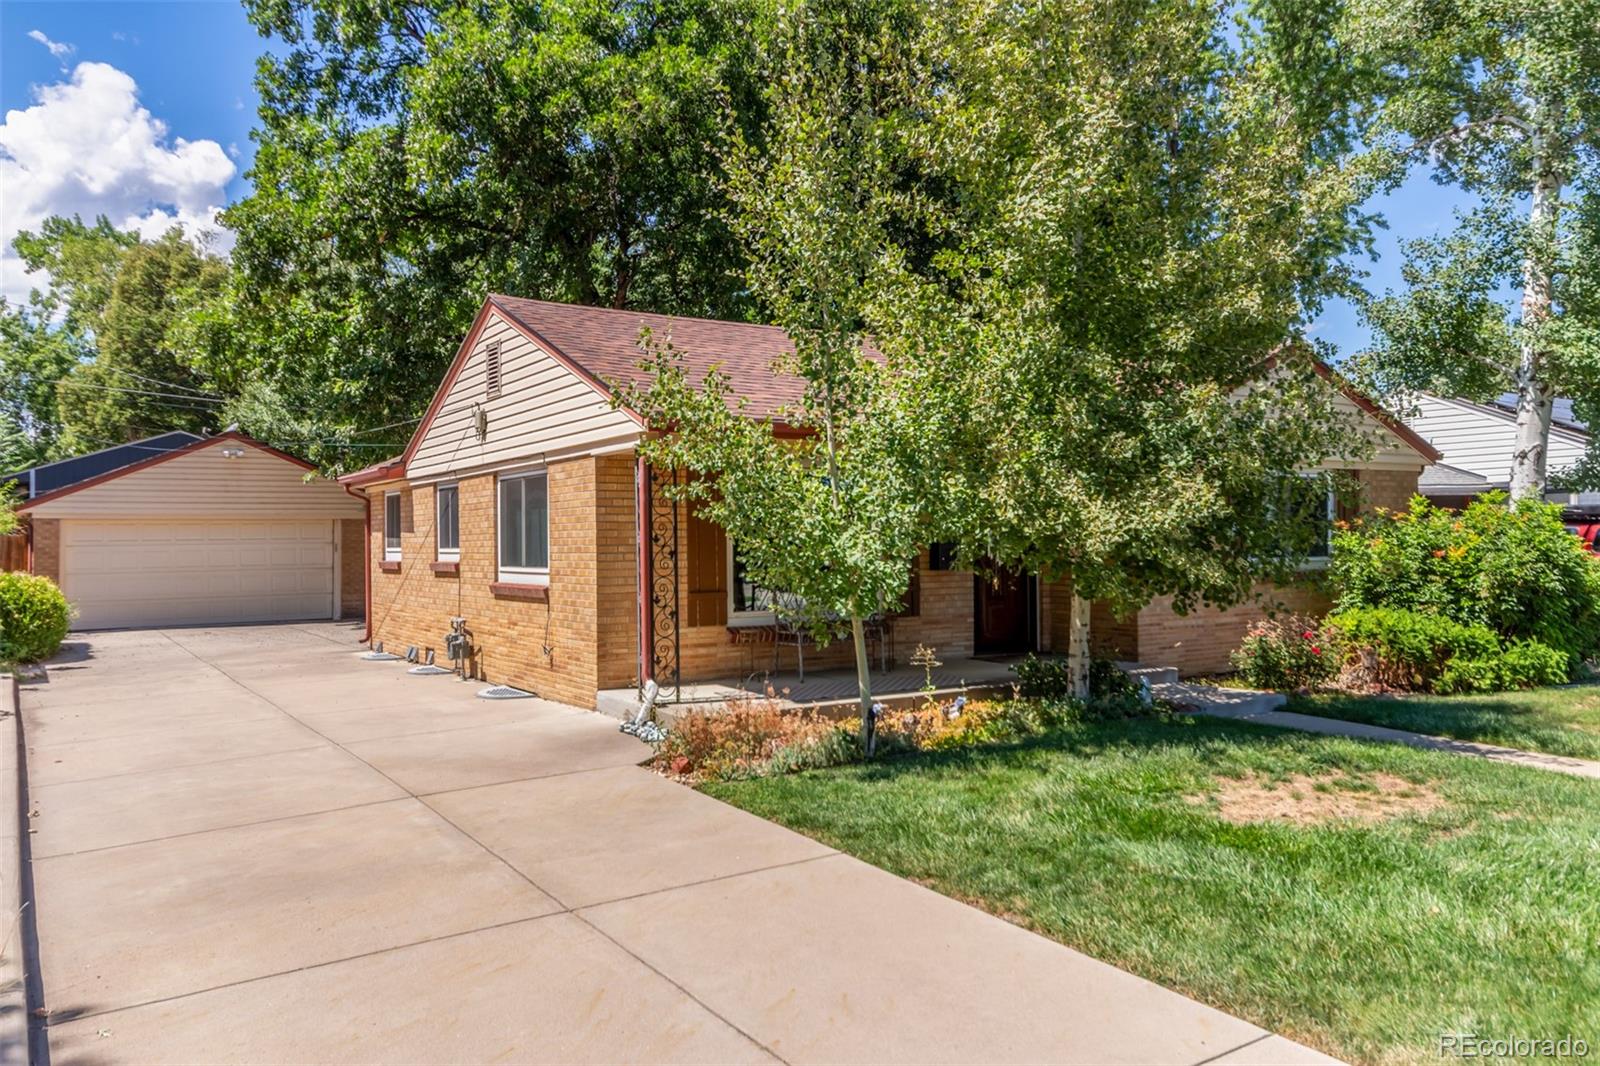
top-left (0, 0), bottom-right (1480, 359)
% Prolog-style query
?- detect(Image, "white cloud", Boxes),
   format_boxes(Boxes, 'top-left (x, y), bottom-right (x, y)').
top-left (27, 30), bottom-right (74, 63)
top-left (0, 61), bottom-right (236, 305)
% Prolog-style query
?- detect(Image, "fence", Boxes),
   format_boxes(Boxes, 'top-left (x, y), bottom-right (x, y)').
top-left (0, 532), bottom-right (26, 573)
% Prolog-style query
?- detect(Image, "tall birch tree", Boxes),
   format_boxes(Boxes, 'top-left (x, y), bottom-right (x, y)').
top-left (1341, 0), bottom-right (1600, 500)
top-left (620, 0), bottom-right (924, 750)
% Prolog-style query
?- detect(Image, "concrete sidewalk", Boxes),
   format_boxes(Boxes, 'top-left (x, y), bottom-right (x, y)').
top-left (1161, 682), bottom-right (1600, 780)
top-left (23, 625), bottom-right (1339, 1064)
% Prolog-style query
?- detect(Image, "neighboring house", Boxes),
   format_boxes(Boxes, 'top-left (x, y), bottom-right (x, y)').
top-left (2, 431), bottom-right (202, 500)
top-left (1404, 392), bottom-right (1600, 516)
top-left (343, 295), bottom-right (1439, 707)
top-left (15, 430), bottom-right (366, 629)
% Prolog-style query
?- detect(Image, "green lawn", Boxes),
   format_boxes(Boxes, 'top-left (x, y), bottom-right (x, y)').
top-left (704, 716), bottom-right (1600, 1065)
top-left (1288, 685), bottom-right (1600, 761)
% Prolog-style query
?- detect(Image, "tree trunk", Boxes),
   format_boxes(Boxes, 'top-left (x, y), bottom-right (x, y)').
top-left (1509, 114), bottom-right (1562, 503)
top-left (851, 615), bottom-right (876, 755)
top-left (1067, 589), bottom-right (1091, 700)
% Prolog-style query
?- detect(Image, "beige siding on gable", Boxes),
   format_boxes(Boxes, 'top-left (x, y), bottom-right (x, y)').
top-left (1325, 390), bottom-right (1428, 472)
top-left (26, 443), bottom-right (364, 519)
top-left (407, 311), bottom-right (642, 481)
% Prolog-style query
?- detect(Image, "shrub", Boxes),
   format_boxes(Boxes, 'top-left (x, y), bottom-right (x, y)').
top-left (1330, 493), bottom-right (1600, 669)
top-left (1230, 615), bottom-right (1339, 691)
top-left (653, 698), bottom-right (856, 781)
top-left (1016, 654), bottom-right (1142, 711)
top-left (1326, 607), bottom-right (1498, 691)
top-left (1326, 607), bottom-right (1569, 695)
top-left (0, 572), bottom-right (72, 664)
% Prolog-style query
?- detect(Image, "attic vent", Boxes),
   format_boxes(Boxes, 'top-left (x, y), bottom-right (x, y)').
top-left (484, 339), bottom-right (503, 399)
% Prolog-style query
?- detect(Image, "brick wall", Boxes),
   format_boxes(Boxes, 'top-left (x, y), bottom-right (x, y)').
top-left (31, 519), bottom-right (60, 584)
top-left (339, 517), bottom-right (365, 619)
top-left (1354, 467), bottom-right (1420, 513)
top-left (1090, 598), bottom-right (1138, 660)
top-left (673, 539), bottom-right (976, 684)
top-left (1127, 462), bottom-right (1423, 676)
top-left (365, 455), bottom-right (619, 708)
top-left (1135, 581), bottom-right (1331, 676)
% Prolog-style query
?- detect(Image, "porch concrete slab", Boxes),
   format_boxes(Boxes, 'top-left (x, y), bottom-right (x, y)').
top-left (581, 852), bottom-right (1280, 1065)
top-left (48, 916), bottom-right (776, 1066)
top-left (26, 712), bottom-right (328, 786)
top-left (30, 745), bottom-right (405, 857)
top-left (427, 765), bottom-right (836, 908)
top-left (346, 713), bottom-right (650, 795)
top-left (33, 799), bottom-right (560, 1014)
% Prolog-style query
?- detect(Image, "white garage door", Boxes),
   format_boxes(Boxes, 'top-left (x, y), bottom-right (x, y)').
top-left (62, 520), bottom-right (335, 629)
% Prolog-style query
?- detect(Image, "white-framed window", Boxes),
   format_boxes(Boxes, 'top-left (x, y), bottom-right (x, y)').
top-left (497, 471), bottom-right (549, 583)
top-left (384, 491), bottom-right (402, 560)
top-left (436, 483), bottom-right (460, 560)
top-left (728, 539), bottom-right (777, 620)
top-left (1305, 485), bottom-right (1336, 563)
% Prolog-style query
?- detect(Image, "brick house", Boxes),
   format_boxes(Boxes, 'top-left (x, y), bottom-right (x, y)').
top-left (342, 295), bottom-right (1440, 708)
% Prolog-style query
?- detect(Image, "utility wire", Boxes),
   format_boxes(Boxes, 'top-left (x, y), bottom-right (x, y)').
top-left (51, 379), bottom-right (226, 405)
top-left (99, 366), bottom-right (223, 399)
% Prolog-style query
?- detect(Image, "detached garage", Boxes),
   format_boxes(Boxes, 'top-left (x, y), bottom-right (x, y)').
top-left (17, 432), bottom-right (366, 630)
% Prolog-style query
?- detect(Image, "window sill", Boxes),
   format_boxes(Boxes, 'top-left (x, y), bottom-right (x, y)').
top-left (727, 613), bottom-right (776, 627)
top-left (490, 581), bottom-right (548, 602)
top-left (430, 561), bottom-right (460, 574)
top-left (379, 560), bottom-right (402, 573)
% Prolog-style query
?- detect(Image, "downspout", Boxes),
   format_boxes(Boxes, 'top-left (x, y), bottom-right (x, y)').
top-left (361, 492), bottom-right (373, 643)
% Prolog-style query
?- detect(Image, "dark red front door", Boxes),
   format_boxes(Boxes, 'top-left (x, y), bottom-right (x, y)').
top-left (974, 566), bottom-right (1034, 655)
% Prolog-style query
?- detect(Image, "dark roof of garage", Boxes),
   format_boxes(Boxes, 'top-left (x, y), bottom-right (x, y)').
top-left (2, 431), bottom-right (202, 499)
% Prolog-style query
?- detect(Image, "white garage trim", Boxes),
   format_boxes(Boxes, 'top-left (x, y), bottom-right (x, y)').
top-left (62, 519), bottom-right (338, 630)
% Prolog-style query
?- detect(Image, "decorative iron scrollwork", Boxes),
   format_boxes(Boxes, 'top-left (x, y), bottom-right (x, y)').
top-left (644, 463), bottom-right (681, 700)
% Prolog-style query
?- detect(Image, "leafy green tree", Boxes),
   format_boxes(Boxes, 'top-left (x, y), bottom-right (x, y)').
top-left (3, 216), bottom-right (138, 465)
top-left (1340, 0), bottom-right (1600, 500)
top-left (6, 219), bottom-right (229, 455)
top-left (53, 230), bottom-right (229, 447)
top-left (0, 299), bottom-right (80, 469)
top-left (219, 0), bottom-right (769, 462)
top-left (877, 0), bottom-right (1375, 693)
top-left (620, 0), bottom-right (923, 749)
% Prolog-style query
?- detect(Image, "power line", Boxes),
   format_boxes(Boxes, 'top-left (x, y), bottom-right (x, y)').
top-left (51, 379), bottom-right (225, 405)
top-left (99, 366), bottom-right (223, 399)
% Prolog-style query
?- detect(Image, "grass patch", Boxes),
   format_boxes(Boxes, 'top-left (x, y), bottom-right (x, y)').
top-left (1290, 685), bottom-right (1600, 761)
top-left (704, 716), bottom-right (1600, 1064)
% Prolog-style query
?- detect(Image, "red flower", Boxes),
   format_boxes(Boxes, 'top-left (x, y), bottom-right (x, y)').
top-left (1310, 646), bottom-right (1322, 655)
top-left (1301, 630), bottom-right (1314, 640)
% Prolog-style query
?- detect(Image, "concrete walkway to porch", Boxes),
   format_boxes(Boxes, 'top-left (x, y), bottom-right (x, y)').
top-left (1160, 682), bottom-right (1600, 780)
top-left (20, 625), bottom-right (1338, 1064)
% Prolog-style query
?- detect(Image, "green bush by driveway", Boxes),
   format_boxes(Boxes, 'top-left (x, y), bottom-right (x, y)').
top-left (0, 571), bottom-right (72, 663)
top-left (706, 717), bottom-right (1600, 1064)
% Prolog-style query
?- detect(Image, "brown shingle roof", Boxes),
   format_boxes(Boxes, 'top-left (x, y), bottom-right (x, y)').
top-left (489, 294), bottom-right (814, 420)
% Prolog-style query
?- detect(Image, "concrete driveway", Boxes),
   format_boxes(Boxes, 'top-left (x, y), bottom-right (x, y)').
top-left (20, 624), bottom-right (1335, 1065)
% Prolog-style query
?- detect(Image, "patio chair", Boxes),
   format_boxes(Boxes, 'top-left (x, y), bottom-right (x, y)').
top-left (772, 593), bottom-right (845, 683)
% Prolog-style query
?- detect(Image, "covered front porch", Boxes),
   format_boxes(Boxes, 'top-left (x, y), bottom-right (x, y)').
top-left (599, 654), bottom-right (1024, 719)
